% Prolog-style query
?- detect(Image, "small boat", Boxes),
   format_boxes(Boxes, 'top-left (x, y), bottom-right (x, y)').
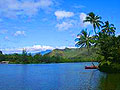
top-left (85, 66), bottom-right (98, 69)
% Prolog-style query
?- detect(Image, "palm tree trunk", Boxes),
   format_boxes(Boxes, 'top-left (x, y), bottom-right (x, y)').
top-left (88, 47), bottom-right (89, 55)
top-left (88, 47), bottom-right (95, 66)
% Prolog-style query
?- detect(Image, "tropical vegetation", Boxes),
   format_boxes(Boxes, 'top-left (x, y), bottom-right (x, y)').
top-left (83, 12), bottom-right (103, 34)
top-left (0, 47), bottom-right (98, 64)
top-left (76, 12), bottom-right (120, 73)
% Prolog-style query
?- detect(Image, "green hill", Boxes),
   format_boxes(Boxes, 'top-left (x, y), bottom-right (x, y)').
top-left (44, 47), bottom-right (98, 62)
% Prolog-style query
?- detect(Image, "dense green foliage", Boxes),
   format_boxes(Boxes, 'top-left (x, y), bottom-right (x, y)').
top-left (79, 12), bottom-right (120, 73)
top-left (98, 35), bottom-right (120, 73)
top-left (0, 47), bottom-right (98, 64)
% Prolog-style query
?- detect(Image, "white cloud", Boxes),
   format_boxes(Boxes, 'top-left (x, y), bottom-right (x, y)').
top-left (55, 11), bottom-right (74, 19)
top-left (80, 13), bottom-right (91, 27)
top-left (2, 45), bottom-right (76, 54)
top-left (26, 45), bottom-right (54, 51)
top-left (14, 31), bottom-right (25, 36)
top-left (0, 0), bottom-right (53, 18)
top-left (56, 21), bottom-right (73, 31)
top-left (2, 45), bottom-right (54, 54)
top-left (56, 46), bottom-right (76, 49)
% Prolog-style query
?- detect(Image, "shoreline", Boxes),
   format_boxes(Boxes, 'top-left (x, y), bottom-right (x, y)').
top-left (1, 61), bottom-right (98, 64)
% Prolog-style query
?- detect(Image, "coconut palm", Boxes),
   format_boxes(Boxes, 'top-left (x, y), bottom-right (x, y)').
top-left (102, 21), bottom-right (116, 36)
top-left (75, 29), bottom-right (95, 66)
top-left (83, 12), bottom-right (103, 35)
top-left (75, 29), bottom-right (91, 52)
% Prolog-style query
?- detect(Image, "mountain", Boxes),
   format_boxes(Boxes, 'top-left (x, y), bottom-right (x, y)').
top-left (31, 50), bottom-right (52, 56)
top-left (40, 50), bottom-right (52, 55)
top-left (44, 47), bottom-right (98, 62)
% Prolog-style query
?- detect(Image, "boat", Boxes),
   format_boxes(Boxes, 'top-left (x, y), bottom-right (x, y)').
top-left (85, 66), bottom-right (98, 69)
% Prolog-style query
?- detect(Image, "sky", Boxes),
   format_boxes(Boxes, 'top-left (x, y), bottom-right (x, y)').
top-left (0, 0), bottom-right (120, 54)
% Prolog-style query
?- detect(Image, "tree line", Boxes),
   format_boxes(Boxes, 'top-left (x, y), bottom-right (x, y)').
top-left (0, 50), bottom-right (64, 64)
top-left (0, 49), bottom-right (89, 64)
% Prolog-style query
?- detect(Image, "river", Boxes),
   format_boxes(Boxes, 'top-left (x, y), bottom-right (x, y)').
top-left (0, 62), bottom-right (119, 90)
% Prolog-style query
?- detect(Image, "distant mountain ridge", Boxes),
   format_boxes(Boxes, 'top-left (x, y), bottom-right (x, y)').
top-left (40, 50), bottom-right (52, 55)
top-left (32, 50), bottom-right (52, 56)
top-left (44, 47), bottom-right (98, 61)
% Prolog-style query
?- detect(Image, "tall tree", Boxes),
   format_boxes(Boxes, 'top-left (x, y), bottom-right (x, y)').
top-left (83, 12), bottom-right (103, 35)
top-left (22, 49), bottom-right (28, 63)
top-left (75, 29), bottom-right (93, 54)
top-left (102, 21), bottom-right (116, 36)
top-left (75, 29), bottom-right (95, 66)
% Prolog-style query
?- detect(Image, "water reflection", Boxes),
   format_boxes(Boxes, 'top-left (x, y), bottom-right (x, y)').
top-left (97, 73), bottom-right (120, 90)
top-left (84, 70), bottom-right (104, 90)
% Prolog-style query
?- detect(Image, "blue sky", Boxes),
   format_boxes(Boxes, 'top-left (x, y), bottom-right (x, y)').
top-left (0, 0), bottom-right (120, 54)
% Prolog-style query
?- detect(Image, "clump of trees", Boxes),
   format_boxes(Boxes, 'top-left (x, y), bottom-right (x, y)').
top-left (0, 50), bottom-right (63, 64)
top-left (0, 49), bottom-right (76, 64)
top-left (75, 12), bottom-right (120, 73)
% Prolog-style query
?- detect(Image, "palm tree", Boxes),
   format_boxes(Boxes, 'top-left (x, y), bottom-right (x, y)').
top-left (83, 12), bottom-right (103, 35)
top-left (75, 29), bottom-right (95, 66)
top-left (75, 29), bottom-right (91, 52)
top-left (102, 21), bottom-right (116, 36)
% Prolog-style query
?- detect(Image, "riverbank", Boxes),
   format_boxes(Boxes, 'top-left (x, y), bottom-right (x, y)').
top-left (98, 61), bottom-right (120, 73)
top-left (8, 59), bottom-right (98, 64)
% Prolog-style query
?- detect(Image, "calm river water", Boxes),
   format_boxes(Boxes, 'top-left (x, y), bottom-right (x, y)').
top-left (0, 62), bottom-right (119, 90)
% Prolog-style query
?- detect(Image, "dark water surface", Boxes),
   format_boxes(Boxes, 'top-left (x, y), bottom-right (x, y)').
top-left (0, 62), bottom-right (119, 90)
